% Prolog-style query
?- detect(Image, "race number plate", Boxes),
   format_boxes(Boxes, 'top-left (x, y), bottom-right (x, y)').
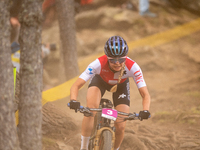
top-left (102, 108), bottom-right (118, 121)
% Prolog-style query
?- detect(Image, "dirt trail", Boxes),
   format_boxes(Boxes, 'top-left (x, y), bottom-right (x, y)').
top-left (41, 1), bottom-right (200, 149)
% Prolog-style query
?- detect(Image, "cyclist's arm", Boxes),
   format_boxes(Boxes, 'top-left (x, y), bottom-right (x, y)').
top-left (70, 78), bottom-right (86, 101)
top-left (138, 86), bottom-right (151, 110)
top-left (70, 59), bottom-right (101, 101)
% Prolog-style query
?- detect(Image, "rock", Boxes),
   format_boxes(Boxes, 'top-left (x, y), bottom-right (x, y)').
top-left (76, 8), bottom-right (104, 29)
top-left (42, 102), bottom-right (78, 137)
top-left (56, 141), bottom-right (74, 150)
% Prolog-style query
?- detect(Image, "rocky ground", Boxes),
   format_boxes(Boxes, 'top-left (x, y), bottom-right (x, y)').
top-left (41, 0), bottom-right (200, 149)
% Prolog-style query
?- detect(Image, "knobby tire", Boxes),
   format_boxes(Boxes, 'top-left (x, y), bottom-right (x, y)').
top-left (99, 130), bottom-right (112, 150)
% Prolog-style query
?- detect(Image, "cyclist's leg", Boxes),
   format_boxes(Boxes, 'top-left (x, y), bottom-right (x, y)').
top-left (81, 75), bottom-right (107, 136)
top-left (81, 86), bottom-right (101, 150)
top-left (113, 78), bottom-right (130, 149)
top-left (114, 104), bottom-right (129, 149)
top-left (81, 75), bottom-right (107, 150)
top-left (81, 86), bottom-right (102, 137)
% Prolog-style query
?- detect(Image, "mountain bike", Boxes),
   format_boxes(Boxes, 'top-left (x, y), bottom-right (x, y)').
top-left (68, 98), bottom-right (142, 150)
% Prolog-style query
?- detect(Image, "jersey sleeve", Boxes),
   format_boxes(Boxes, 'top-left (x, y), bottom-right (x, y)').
top-left (79, 59), bottom-right (101, 82)
top-left (131, 63), bottom-right (146, 89)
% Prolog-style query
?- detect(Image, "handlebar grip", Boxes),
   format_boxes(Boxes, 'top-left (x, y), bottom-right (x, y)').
top-left (136, 113), bottom-right (151, 119)
top-left (67, 103), bottom-right (84, 109)
top-left (135, 113), bottom-right (151, 118)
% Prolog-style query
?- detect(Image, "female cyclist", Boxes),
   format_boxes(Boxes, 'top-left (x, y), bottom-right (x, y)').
top-left (70, 36), bottom-right (151, 150)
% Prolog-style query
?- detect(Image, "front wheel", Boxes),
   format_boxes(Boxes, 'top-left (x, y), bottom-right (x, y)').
top-left (99, 130), bottom-right (113, 150)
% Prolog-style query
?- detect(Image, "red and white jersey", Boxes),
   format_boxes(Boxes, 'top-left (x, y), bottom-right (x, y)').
top-left (79, 55), bottom-right (146, 89)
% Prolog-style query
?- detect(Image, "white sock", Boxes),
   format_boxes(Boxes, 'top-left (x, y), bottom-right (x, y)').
top-left (115, 147), bottom-right (120, 150)
top-left (80, 135), bottom-right (90, 150)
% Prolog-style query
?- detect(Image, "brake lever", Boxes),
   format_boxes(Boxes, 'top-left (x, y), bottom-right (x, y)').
top-left (81, 107), bottom-right (93, 117)
top-left (124, 113), bottom-right (138, 121)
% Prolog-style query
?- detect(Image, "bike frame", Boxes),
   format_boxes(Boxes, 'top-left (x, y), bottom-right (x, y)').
top-left (89, 99), bottom-right (118, 150)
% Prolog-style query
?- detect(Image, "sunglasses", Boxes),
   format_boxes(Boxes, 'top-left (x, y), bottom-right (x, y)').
top-left (107, 57), bottom-right (126, 64)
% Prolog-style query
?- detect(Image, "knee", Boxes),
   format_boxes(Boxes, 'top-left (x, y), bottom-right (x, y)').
top-left (115, 123), bottom-right (126, 134)
top-left (83, 115), bottom-right (95, 124)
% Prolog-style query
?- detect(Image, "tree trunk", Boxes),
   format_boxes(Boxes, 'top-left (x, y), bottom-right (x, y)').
top-left (18, 0), bottom-right (43, 149)
top-left (0, 1), bottom-right (21, 150)
top-left (56, 0), bottom-right (79, 80)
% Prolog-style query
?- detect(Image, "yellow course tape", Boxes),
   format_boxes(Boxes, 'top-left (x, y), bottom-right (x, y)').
top-left (16, 76), bottom-right (79, 125)
top-left (15, 18), bottom-right (200, 125)
top-left (42, 76), bottom-right (79, 105)
top-left (78, 18), bottom-right (200, 72)
top-left (128, 18), bottom-right (200, 49)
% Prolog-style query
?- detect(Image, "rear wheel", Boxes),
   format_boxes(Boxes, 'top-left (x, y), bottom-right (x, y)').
top-left (99, 130), bottom-right (113, 150)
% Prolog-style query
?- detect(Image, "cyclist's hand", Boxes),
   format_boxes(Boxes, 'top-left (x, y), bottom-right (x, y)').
top-left (139, 110), bottom-right (150, 121)
top-left (69, 100), bottom-right (80, 113)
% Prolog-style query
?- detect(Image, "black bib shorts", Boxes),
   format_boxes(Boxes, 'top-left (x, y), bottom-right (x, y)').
top-left (88, 75), bottom-right (130, 107)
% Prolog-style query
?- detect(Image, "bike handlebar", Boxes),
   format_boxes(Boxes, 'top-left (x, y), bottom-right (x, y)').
top-left (67, 103), bottom-right (142, 120)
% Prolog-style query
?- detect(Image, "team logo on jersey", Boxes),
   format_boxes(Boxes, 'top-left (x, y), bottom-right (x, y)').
top-left (87, 67), bottom-right (94, 75)
top-left (118, 93), bottom-right (126, 99)
top-left (102, 69), bottom-right (109, 72)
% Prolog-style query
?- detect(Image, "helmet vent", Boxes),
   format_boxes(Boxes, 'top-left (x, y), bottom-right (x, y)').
top-left (104, 36), bottom-right (128, 57)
